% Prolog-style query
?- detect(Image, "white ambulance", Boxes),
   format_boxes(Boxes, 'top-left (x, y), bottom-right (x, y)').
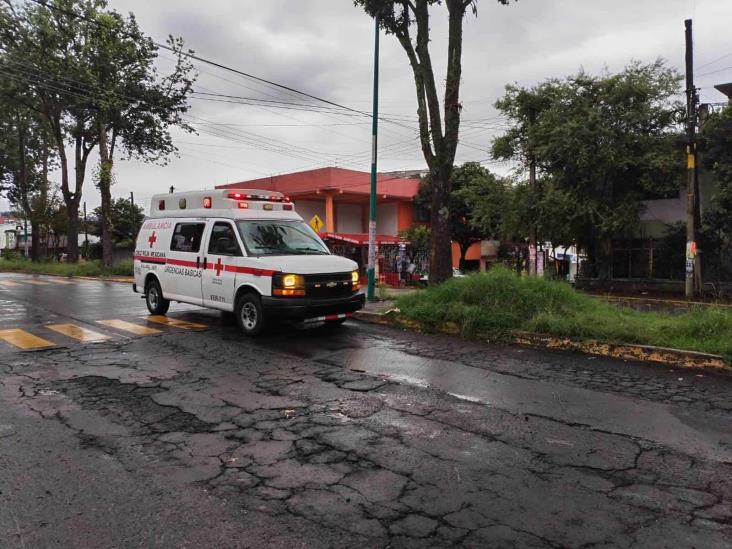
top-left (132, 189), bottom-right (365, 335)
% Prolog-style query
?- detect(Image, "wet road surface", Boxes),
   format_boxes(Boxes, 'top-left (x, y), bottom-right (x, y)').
top-left (0, 272), bottom-right (731, 547)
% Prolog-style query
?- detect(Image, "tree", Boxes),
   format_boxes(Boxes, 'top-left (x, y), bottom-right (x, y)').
top-left (88, 10), bottom-right (194, 266)
top-left (355, 0), bottom-right (513, 283)
top-left (0, 64), bottom-right (55, 261)
top-left (700, 105), bottom-right (732, 282)
top-left (90, 197), bottom-right (144, 247)
top-left (0, 0), bottom-right (194, 264)
top-left (493, 60), bottom-right (685, 278)
top-left (419, 161), bottom-right (506, 268)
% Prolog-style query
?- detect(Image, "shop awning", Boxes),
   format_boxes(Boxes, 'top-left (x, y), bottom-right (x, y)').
top-left (320, 232), bottom-right (408, 246)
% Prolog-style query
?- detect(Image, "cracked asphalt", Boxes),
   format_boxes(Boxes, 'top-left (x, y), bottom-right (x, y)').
top-left (0, 274), bottom-right (731, 548)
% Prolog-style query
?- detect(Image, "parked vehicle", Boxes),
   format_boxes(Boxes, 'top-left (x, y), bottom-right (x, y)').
top-left (133, 189), bottom-right (364, 335)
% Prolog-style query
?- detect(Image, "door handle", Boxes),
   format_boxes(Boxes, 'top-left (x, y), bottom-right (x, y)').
top-left (196, 257), bottom-right (200, 269)
top-left (203, 257), bottom-right (207, 270)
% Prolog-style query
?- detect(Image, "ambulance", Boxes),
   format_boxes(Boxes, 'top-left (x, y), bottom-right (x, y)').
top-left (132, 189), bottom-right (365, 335)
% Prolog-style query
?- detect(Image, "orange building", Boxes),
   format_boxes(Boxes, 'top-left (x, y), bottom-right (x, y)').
top-left (217, 166), bottom-right (479, 273)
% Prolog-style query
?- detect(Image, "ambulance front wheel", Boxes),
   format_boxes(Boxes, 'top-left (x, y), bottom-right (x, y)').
top-left (236, 293), bottom-right (265, 336)
top-left (145, 278), bottom-right (170, 315)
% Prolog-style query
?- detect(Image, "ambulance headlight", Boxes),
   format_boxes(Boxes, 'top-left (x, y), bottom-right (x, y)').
top-left (351, 270), bottom-right (360, 291)
top-left (273, 273), bottom-right (305, 296)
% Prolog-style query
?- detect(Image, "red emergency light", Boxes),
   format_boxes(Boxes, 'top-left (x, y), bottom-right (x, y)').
top-left (227, 192), bottom-right (285, 202)
top-left (203, 196), bottom-right (212, 209)
top-left (237, 202), bottom-right (249, 209)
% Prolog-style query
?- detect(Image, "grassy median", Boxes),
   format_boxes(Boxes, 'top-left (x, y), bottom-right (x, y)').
top-left (0, 258), bottom-right (133, 277)
top-left (396, 267), bottom-right (732, 358)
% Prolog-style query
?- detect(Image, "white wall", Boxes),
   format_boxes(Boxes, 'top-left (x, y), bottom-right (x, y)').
top-left (293, 200), bottom-right (325, 227)
top-left (376, 203), bottom-right (398, 235)
top-left (336, 203), bottom-right (363, 233)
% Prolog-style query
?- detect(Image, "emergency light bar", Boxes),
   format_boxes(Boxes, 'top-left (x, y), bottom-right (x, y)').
top-left (227, 192), bottom-right (291, 203)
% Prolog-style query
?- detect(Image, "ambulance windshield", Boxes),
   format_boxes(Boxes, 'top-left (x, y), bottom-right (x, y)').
top-left (237, 220), bottom-right (330, 256)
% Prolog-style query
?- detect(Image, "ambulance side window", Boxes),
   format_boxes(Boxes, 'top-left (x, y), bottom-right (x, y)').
top-left (170, 223), bottom-right (205, 253)
top-left (207, 222), bottom-right (242, 257)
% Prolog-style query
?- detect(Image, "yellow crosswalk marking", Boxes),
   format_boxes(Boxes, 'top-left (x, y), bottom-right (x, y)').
top-left (23, 279), bottom-right (49, 286)
top-left (47, 324), bottom-right (110, 343)
top-left (0, 280), bottom-right (22, 287)
top-left (0, 329), bottom-right (55, 350)
top-left (97, 319), bottom-right (161, 335)
top-left (145, 316), bottom-right (207, 330)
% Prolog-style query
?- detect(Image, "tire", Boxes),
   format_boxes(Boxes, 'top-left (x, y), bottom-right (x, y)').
top-left (235, 292), bottom-right (266, 336)
top-left (145, 278), bottom-right (170, 315)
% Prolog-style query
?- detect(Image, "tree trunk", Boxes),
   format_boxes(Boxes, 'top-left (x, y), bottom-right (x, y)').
top-left (66, 201), bottom-right (80, 262)
top-left (429, 168), bottom-right (453, 284)
top-left (97, 122), bottom-right (114, 268)
top-left (30, 222), bottom-right (40, 262)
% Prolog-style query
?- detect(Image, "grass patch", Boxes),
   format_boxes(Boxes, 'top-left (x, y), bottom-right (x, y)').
top-left (396, 267), bottom-right (732, 359)
top-left (0, 258), bottom-right (133, 277)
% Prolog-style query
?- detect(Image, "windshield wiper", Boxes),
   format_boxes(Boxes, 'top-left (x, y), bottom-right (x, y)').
top-left (292, 248), bottom-right (329, 255)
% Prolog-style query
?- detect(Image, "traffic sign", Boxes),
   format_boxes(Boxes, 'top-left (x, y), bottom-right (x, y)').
top-left (309, 214), bottom-right (324, 232)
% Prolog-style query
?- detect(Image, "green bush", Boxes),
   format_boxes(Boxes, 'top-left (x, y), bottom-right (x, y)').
top-left (396, 267), bottom-right (732, 358)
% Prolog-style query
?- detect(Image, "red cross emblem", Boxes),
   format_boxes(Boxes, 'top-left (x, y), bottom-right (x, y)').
top-left (215, 257), bottom-right (223, 276)
top-left (148, 231), bottom-right (157, 248)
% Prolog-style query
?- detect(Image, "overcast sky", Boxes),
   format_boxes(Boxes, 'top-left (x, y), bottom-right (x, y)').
top-left (3, 0), bottom-right (732, 214)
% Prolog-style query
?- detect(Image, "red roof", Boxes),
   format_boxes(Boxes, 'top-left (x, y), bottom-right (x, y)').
top-left (217, 167), bottom-right (419, 200)
top-left (320, 232), bottom-right (407, 246)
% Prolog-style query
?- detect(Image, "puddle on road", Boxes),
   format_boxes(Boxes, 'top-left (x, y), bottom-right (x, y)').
top-left (316, 341), bottom-right (732, 463)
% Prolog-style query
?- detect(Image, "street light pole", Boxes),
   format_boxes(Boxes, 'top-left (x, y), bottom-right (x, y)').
top-left (366, 15), bottom-right (380, 301)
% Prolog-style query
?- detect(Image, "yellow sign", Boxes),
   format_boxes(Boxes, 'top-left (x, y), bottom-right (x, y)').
top-left (309, 214), bottom-right (325, 232)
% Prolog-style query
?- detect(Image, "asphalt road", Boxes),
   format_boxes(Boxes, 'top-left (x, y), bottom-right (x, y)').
top-left (0, 272), bottom-right (731, 548)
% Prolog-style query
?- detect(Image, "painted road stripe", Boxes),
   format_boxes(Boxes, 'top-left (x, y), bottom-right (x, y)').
top-left (0, 329), bottom-right (55, 350)
top-left (145, 316), bottom-right (207, 330)
top-left (47, 324), bottom-right (111, 343)
top-left (97, 319), bottom-right (162, 336)
top-left (0, 280), bottom-right (22, 287)
top-left (23, 279), bottom-right (49, 286)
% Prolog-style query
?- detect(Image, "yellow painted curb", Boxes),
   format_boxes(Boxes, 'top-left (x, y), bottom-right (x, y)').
top-left (353, 312), bottom-right (729, 371)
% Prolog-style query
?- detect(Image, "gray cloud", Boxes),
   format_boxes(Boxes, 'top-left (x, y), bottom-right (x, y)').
top-left (3, 0), bottom-right (731, 213)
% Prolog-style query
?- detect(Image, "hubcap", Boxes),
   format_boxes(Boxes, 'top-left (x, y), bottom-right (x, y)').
top-left (241, 302), bottom-right (257, 331)
top-left (148, 287), bottom-right (159, 309)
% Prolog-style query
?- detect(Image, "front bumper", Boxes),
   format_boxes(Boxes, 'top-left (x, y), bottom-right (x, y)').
top-left (262, 292), bottom-right (365, 321)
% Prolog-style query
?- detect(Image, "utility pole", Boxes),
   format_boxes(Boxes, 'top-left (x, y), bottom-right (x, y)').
top-left (83, 201), bottom-right (89, 259)
top-left (130, 191), bottom-right (135, 240)
top-left (366, 15), bottom-right (380, 301)
top-left (528, 107), bottom-right (537, 276)
top-left (23, 218), bottom-right (28, 258)
top-left (684, 19), bottom-right (701, 298)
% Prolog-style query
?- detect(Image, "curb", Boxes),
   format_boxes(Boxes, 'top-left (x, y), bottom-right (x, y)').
top-left (0, 271), bottom-right (133, 284)
top-left (352, 311), bottom-right (729, 371)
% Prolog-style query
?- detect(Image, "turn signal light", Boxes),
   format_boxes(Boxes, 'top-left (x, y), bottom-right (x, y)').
top-left (273, 288), bottom-right (306, 296)
top-left (351, 270), bottom-right (360, 291)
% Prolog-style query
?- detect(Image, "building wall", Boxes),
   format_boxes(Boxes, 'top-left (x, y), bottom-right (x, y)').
top-left (293, 200), bottom-right (325, 227)
top-left (376, 203), bottom-right (398, 235)
top-left (397, 201), bottom-right (414, 232)
top-left (336, 203), bottom-right (363, 233)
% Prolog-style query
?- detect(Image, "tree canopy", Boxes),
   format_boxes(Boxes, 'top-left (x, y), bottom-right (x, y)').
top-left (355, 0), bottom-right (513, 283)
top-left (492, 60), bottom-right (686, 277)
top-left (0, 0), bottom-right (195, 263)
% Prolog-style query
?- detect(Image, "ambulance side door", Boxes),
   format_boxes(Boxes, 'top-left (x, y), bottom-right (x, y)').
top-left (201, 219), bottom-right (241, 311)
top-left (164, 220), bottom-right (205, 305)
